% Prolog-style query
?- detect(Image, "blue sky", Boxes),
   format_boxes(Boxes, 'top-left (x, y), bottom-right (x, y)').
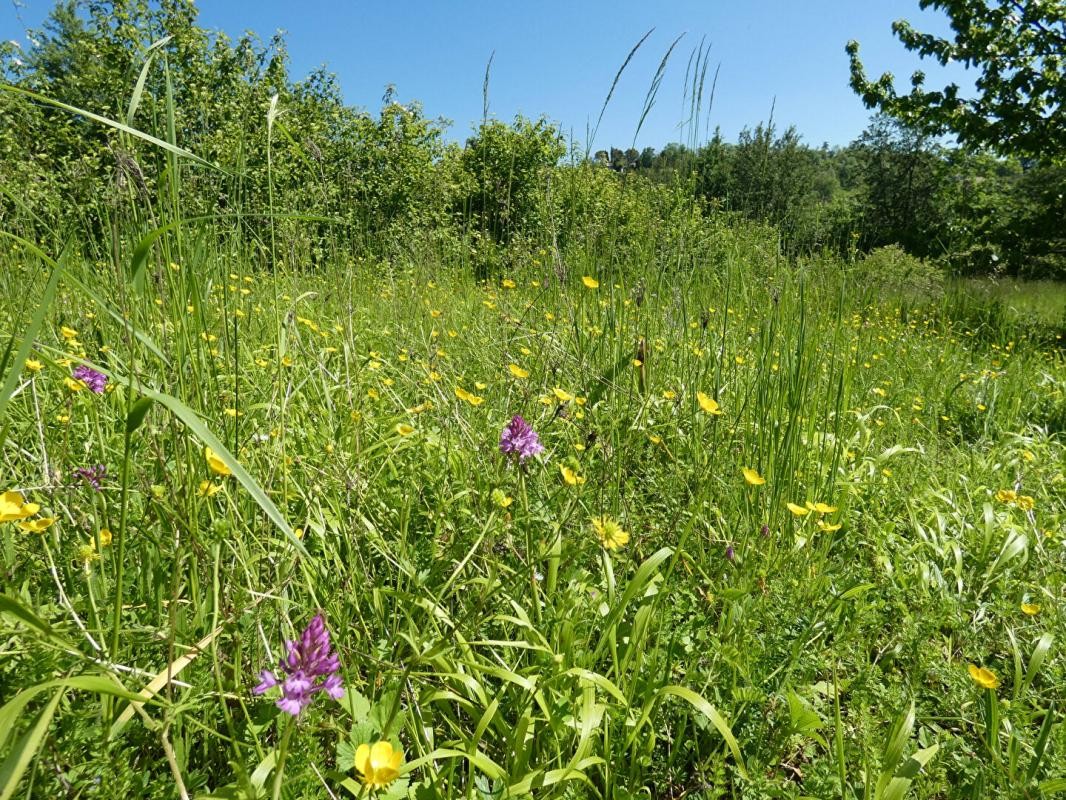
top-left (3, 0), bottom-right (974, 150)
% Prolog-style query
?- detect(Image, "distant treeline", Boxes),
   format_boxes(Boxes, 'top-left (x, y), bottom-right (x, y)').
top-left (1, 0), bottom-right (1063, 278)
top-left (595, 118), bottom-right (1065, 276)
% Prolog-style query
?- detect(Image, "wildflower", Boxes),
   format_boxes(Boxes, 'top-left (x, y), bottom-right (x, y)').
top-left (581, 276), bottom-right (600, 289)
top-left (1020, 602), bottom-right (1040, 616)
top-left (742, 467), bottom-right (765, 486)
top-left (786, 502), bottom-right (810, 517)
top-left (817, 520), bottom-right (842, 532)
top-left (95, 528), bottom-right (113, 547)
top-left (810, 502), bottom-right (837, 514)
top-left (499, 415), bottom-right (543, 462)
top-left (198, 480), bottom-right (222, 497)
top-left (455, 386), bottom-right (484, 406)
top-left (995, 489), bottom-right (1017, 504)
top-left (0, 491), bottom-right (39, 522)
top-left (204, 447), bottom-right (232, 477)
top-left (74, 464), bottom-right (106, 491)
top-left (1016, 495), bottom-right (1035, 511)
top-left (591, 516), bottom-right (629, 551)
top-left (25, 359), bottom-right (43, 372)
top-left (725, 544), bottom-right (736, 561)
top-left (18, 517), bottom-right (56, 533)
top-left (490, 488), bottom-right (513, 508)
top-left (395, 423), bottom-right (415, 436)
top-left (552, 387), bottom-right (573, 403)
top-left (967, 664), bottom-right (999, 690)
top-left (253, 614), bottom-right (344, 716)
top-left (354, 741), bottom-right (404, 789)
top-left (697, 392), bottom-right (723, 416)
top-left (78, 543), bottom-right (99, 566)
top-left (72, 365), bottom-right (107, 394)
top-left (508, 364), bottom-right (529, 379)
top-left (501, 278), bottom-right (516, 289)
top-left (560, 465), bottom-right (585, 486)
top-left (60, 326), bottom-right (78, 341)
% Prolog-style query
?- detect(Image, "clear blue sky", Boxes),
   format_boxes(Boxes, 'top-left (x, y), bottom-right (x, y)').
top-left (3, 0), bottom-right (973, 150)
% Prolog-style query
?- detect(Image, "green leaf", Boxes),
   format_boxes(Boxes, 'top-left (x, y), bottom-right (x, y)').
top-left (1021, 632), bottom-right (1054, 698)
top-left (882, 701), bottom-right (915, 778)
top-left (402, 747), bottom-right (506, 781)
top-left (628, 685), bottom-right (747, 779)
top-left (0, 690), bottom-right (64, 800)
top-left (0, 595), bottom-right (63, 645)
top-left (126, 396), bottom-right (155, 434)
top-left (0, 250), bottom-right (62, 425)
top-left (127, 35), bottom-right (173, 125)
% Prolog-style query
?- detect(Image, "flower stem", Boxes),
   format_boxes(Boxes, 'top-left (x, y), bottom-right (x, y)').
top-left (271, 716), bottom-right (296, 800)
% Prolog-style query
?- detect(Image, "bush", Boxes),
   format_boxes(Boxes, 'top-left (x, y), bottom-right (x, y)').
top-left (852, 244), bottom-right (945, 304)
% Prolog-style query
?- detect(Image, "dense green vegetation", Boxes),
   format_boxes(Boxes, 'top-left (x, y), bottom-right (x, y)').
top-left (2, 0), bottom-right (1064, 280)
top-left (1, 1), bottom-right (1064, 799)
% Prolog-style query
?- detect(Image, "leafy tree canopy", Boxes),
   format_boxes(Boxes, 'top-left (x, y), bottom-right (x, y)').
top-left (846, 1), bottom-right (1066, 160)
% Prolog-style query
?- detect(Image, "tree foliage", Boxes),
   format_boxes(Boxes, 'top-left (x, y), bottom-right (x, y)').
top-left (846, 0), bottom-right (1066, 160)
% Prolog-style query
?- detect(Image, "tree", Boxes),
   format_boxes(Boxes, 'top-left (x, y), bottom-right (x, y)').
top-left (458, 116), bottom-right (565, 244)
top-left (849, 116), bottom-right (949, 256)
top-left (846, 1), bottom-right (1066, 160)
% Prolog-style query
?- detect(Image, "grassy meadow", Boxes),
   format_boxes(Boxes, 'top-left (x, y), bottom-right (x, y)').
top-left (1, 222), bottom-right (1064, 799)
top-left (0, 11), bottom-right (1064, 794)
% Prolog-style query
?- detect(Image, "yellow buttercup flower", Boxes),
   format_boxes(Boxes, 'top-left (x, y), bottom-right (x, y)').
top-left (786, 502), bottom-right (810, 517)
top-left (490, 488), bottom-right (513, 508)
top-left (198, 480), bottom-right (222, 497)
top-left (1020, 602), bottom-right (1040, 616)
top-left (968, 664), bottom-right (999, 690)
top-left (508, 364), bottom-right (529, 379)
top-left (501, 278), bottom-right (516, 289)
top-left (96, 528), bottom-right (113, 547)
top-left (354, 740), bottom-right (403, 789)
top-left (395, 423), bottom-right (415, 436)
top-left (995, 488), bottom-right (1017, 504)
top-left (697, 392), bottom-right (723, 416)
top-left (455, 386), bottom-right (484, 406)
top-left (591, 516), bottom-right (629, 550)
top-left (1016, 495), bottom-right (1034, 511)
top-left (552, 387), bottom-right (573, 403)
top-left (560, 465), bottom-right (585, 486)
top-left (742, 468), bottom-right (765, 486)
top-left (24, 359), bottom-right (43, 372)
top-left (581, 276), bottom-right (599, 289)
top-left (812, 502), bottom-right (837, 514)
top-left (817, 520), bottom-right (842, 532)
top-left (204, 447), bottom-right (233, 477)
top-left (1, 491), bottom-right (39, 522)
top-left (18, 517), bottom-right (56, 533)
